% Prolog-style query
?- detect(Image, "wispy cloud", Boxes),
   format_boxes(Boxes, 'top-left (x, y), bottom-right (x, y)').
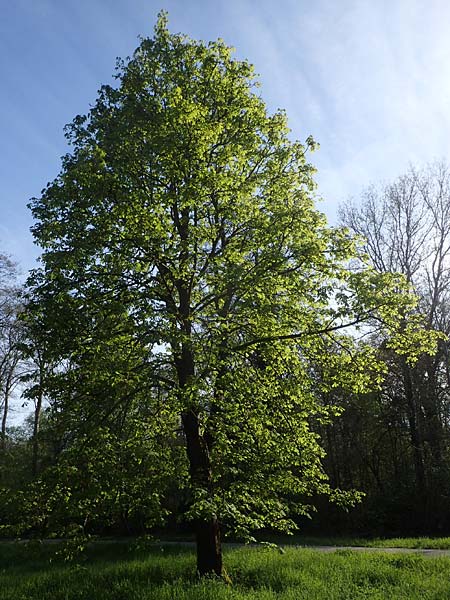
top-left (205, 0), bottom-right (450, 217)
top-left (3, 0), bottom-right (450, 269)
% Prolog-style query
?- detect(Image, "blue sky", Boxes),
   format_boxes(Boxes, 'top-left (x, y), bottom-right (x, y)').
top-left (2, 0), bottom-right (450, 276)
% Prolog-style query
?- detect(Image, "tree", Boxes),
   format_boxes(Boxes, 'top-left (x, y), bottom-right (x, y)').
top-left (340, 163), bottom-right (450, 530)
top-left (26, 13), bottom-right (429, 575)
top-left (0, 255), bottom-right (22, 453)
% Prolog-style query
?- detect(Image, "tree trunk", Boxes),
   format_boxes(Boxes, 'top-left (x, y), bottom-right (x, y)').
top-left (1, 369), bottom-right (13, 451)
top-left (1, 389), bottom-right (8, 451)
top-left (402, 361), bottom-right (427, 527)
top-left (177, 339), bottom-right (223, 577)
top-left (173, 211), bottom-right (223, 575)
top-left (181, 404), bottom-right (223, 576)
top-left (32, 387), bottom-right (43, 476)
top-left (195, 516), bottom-right (222, 575)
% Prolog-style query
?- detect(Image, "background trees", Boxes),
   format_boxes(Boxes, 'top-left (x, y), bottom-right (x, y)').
top-left (334, 163), bottom-right (450, 532)
top-left (0, 254), bottom-right (22, 453)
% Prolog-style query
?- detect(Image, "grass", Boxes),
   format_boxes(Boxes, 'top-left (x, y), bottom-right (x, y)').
top-left (1, 541), bottom-right (450, 599)
top-left (361, 536), bottom-right (450, 549)
top-left (264, 534), bottom-right (450, 549)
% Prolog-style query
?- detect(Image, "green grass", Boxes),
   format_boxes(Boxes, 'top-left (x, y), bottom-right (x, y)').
top-left (1, 542), bottom-right (450, 599)
top-left (269, 534), bottom-right (450, 549)
top-left (362, 536), bottom-right (450, 549)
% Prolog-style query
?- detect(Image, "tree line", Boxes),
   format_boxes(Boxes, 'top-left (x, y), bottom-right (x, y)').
top-left (1, 13), bottom-right (449, 577)
top-left (321, 164), bottom-right (450, 535)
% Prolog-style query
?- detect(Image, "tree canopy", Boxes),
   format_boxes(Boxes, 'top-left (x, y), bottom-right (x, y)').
top-left (23, 13), bottom-right (434, 576)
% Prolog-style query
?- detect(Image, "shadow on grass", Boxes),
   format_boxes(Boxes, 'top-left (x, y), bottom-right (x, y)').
top-left (0, 542), bottom-right (199, 600)
top-left (3, 542), bottom-right (450, 600)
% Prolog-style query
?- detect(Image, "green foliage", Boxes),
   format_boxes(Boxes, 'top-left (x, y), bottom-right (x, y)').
top-left (20, 12), bottom-right (436, 547)
top-left (0, 424), bottom-right (32, 488)
top-left (1, 419), bottom-right (186, 539)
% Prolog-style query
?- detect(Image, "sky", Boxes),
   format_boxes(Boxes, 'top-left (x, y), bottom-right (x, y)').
top-left (2, 0), bottom-right (450, 277)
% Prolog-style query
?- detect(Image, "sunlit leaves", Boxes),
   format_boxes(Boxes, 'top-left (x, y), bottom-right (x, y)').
top-left (22, 13), bottom-right (436, 544)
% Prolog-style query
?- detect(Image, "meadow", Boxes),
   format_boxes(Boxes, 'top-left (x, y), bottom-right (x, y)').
top-left (264, 534), bottom-right (450, 549)
top-left (1, 541), bottom-right (450, 600)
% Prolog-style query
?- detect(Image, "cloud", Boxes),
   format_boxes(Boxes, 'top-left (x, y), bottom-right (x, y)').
top-left (4, 0), bottom-right (450, 268)
top-left (250, 0), bottom-right (450, 218)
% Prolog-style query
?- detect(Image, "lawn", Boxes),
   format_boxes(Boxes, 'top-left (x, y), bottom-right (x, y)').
top-left (264, 534), bottom-right (450, 549)
top-left (358, 536), bottom-right (450, 549)
top-left (1, 541), bottom-right (450, 599)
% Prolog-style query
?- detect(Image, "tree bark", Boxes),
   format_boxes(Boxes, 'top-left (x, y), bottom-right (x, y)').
top-left (1, 387), bottom-right (8, 451)
top-left (172, 201), bottom-right (223, 576)
top-left (32, 386), bottom-right (43, 476)
top-left (402, 360), bottom-right (427, 526)
top-left (195, 516), bottom-right (222, 575)
top-left (181, 401), bottom-right (222, 576)
top-left (1, 368), bottom-right (13, 451)
top-left (176, 338), bottom-right (222, 576)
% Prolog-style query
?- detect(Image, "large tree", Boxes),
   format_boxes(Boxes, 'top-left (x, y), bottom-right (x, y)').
top-left (26, 14), bottom-right (428, 575)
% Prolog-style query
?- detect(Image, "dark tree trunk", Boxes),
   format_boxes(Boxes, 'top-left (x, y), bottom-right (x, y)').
top-left (1, 389), bottom-right (8, 451)
top-left (1, 369), bottom-right (13, 451)
top-left (172, 203), bottom-right (223, 576)
top-left (402, 361), bottom-right (427, 526)
top-left (195, 516), bottom-right (222, 575)
top-left (176, 335), bottom-right (223, 576)
top-left (32, 387), bottom-right (43, 476)
top-left (181, 401), bottom-right (223, 576)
